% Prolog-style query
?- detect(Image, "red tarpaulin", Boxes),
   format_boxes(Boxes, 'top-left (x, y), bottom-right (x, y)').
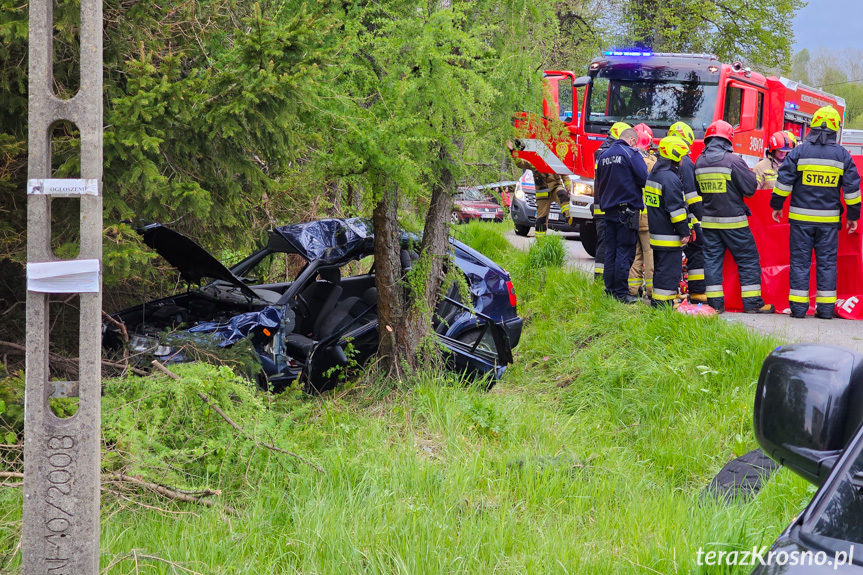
top-left (719, 187), bottom-right (863, 317)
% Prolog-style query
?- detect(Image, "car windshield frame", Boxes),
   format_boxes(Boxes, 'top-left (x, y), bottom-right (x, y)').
top-left (585, 67), bottom-right (719, 138)
top-left (800, 426), bottom-right (863, 554)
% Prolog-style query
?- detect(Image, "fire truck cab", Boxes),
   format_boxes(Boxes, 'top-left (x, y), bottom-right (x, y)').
top-left (514, 51), bottom-right (847, 254)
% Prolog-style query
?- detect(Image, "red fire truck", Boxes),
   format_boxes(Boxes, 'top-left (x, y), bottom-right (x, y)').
top-left (513, 51), bottom-right (849, 251)
top-left (512, 51), bottom-right (863, 316)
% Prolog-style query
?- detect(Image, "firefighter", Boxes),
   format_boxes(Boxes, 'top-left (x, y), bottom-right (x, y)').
top-left (695, 120), bottom-right (774, 314)
top-left (754, 131), bottom-right (797, 190)
top-left (770, 105), bottom-right (861, 319)
top-left (645, 136), bottom-right (692, 306)
top-left (506, 141), bottom-right (569, 238)
top-left (593, 121), bottom-right (632, 280)
top-left (595, 127), bottom-right (648, 302)
top-left (668, 121), bottom-right (705, 303)
top-left (628, 123), bottom-right (656, 299)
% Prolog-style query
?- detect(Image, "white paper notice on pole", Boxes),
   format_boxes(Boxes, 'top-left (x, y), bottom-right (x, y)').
top-left (27, 178), bottom-right (99, 196)
top-left (27, 259), bottom-right (100, 293)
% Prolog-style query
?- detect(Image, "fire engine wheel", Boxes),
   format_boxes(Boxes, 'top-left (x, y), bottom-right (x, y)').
top-left (579, 220), bottom-right (597, 257)
top-left (451, 211), bottom-right (462, 225)
top-left (514, 224), bottom-right (530, 237)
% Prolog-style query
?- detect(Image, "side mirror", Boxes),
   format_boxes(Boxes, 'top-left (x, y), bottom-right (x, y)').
top-left (754, 344), bottom-right (863, 486)
top-left (573, 76), bottom-right (591, 88)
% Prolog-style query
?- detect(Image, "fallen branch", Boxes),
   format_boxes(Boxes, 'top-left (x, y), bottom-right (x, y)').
top-left (2, 471), bottom-right (234, 513)
top-left (151, 360), bottom-right (325, 474)
top-left (0, 339), bottom-right (148, 376)
top-left (198, 392), bottom-right (325, 474)
top-left (101, 310), bottom-right (131, 369)
top-left (103, 473), bottom-right (234, 513)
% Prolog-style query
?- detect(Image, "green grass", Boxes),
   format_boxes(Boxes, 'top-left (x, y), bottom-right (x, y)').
top-left (0, 222), bottom-right (814, 574)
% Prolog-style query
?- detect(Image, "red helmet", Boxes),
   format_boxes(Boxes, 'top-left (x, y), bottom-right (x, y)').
top-left (705, 120), bottom-right (734, 142)
top-left (767, 130), bottom-right (795, 153)
top-left (633, 123), bottom-right (654, 139)
top-left (633, 123), bottom-right (653, 151)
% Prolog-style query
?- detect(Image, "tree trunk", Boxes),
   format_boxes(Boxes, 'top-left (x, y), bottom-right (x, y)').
top-left (374, 145), bottom-right (455, 380)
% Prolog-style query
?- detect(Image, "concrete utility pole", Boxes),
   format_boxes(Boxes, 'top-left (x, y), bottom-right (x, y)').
top-left (23, 0), bottom-right (103, 569)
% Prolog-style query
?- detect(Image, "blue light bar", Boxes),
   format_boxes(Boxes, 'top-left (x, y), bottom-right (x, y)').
top-left (786, 103), bottom-right (799, 110)
top-left (604, 51), bottom-right (653, 57)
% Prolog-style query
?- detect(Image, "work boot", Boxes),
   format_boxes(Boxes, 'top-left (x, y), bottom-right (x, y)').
top-left (689, 293), bottom-right (707, 304)
top-left (709, 304), bottom-right (725, 314)
top-left (745, 304), bottom-right (775, 315)
top-left (619, 294), bottom-right (640, 304)
top-left (790, 312), bottom-right (806, 319)
top-left (815, 310), bottom-right (834, 320)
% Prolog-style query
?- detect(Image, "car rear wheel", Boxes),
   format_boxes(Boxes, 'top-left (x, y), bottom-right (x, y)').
top-left (514, 224), bottom-right (530, 237)
top-left (579, 220), bottom-right (597, 257)
top-left (451, 211), bottom-right (462, 225)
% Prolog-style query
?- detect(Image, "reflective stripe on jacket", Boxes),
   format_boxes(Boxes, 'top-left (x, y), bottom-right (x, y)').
top-left (770, 128), bottom-right (862, 226)
top-left (694, 138), bottom-right (757, 229)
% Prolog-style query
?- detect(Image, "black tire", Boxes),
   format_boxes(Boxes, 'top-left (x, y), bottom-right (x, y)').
top-left (701, 448), bottom-right (779, 504)
top-left (514, 224), bottom-right (530, 237)
top-left (579, 220), bottom-right (597, 257)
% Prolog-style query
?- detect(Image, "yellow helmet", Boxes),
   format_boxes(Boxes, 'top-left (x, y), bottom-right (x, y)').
top-left (811, 105), bottom-right (842, 131)
top-left (658, 136), bottom-right (689, 162)
top-left (783, 130), bottom-right (798, 148)
top-left (610, 122), bottom-right (632, 139)
top-left (668, 121), bottom-right (695, 145)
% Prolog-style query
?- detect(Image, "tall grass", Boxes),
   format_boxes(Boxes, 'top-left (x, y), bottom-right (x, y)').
top-left (0, 222), bottom-right (811, 574)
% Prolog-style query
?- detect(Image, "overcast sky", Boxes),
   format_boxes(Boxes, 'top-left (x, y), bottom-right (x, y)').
top-left (793, 0), bottom-right (863, 56)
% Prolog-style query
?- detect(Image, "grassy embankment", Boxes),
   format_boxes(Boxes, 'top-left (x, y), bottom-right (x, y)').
top-left (0, 222), bottom-right (813, 574)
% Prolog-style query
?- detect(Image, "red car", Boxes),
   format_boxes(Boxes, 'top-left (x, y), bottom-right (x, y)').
top-left (451, 188), bottom-right (505, 224)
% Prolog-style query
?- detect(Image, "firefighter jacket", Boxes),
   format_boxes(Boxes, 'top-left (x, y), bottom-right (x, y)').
top-left (645, 158), bottom-right (692, 250)
top-left (694, 138), bottom-right (757, 230)
top-left (592, 135), bottom-right (617, 216)
top-left (596, 140), bottom-right (648, 212)
top-left (513, 156), bottom-right (567, 201)
top-left (680, 155), bottom-right (702, 222)
top-left (753, 157), bottom-right (781, 190)
top-left (770, 127), bottom-right (862, 226)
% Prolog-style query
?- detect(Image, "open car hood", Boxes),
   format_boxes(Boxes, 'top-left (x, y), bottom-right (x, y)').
top-left (273, 218), bottom-right (374, 264)
top-left (139, 223), bottom-right (258, 299)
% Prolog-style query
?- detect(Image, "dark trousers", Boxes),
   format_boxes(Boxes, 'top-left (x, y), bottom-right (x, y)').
top-left (652, 249), bottom-right (682, 307)
top-left (685, 230), bottom-right (705, 295)
top-left (702, 227), bottom-right (765, 311)
top-left (789, 224), bottom-right (838, 317)
top-left (594, 217), bottom-right (605, 280)
top-left (603, 208), bottom-right (638, 300)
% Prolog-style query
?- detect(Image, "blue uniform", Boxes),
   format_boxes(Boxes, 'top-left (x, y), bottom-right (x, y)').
top-left (595, 140), bottom-right (648, 301)
top-left (771, 126), bottom-right (862, 318)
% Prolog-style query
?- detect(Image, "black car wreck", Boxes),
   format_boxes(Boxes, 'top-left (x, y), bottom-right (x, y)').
top-left (103, 219), bottom-right (523, 392)
top-left (747, 344), bottom-right (863, 573)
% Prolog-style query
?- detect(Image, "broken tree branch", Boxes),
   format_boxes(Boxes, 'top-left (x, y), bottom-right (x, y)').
top-left (150, 360), bottom-right (325, 474)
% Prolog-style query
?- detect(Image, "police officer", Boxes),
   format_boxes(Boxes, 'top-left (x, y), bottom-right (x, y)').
top-left (628, 123), bottom-right (656, 298)
top-left (668, 121), bottom-right (706, 303)
top-left (754, 131), bottom-right (797, 190)
top-left (595, 127), bottom-right (648, 302)
top-left (695, 120), bottom-right (774, 314)
top-left (593, 122), bottom-right (632, 280)
top-left (770, 105), bottom-right (861, 319)
top-left (506, 141), bottom-right (569, 238)
top-left (645, 136), bottom-right (692, 306)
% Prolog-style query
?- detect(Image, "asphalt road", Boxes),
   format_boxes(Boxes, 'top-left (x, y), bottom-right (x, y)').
top-left (505, 228), bottom-right (863, 353)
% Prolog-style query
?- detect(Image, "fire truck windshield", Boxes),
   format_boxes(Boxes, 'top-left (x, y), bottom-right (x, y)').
top-left (586, 70), bottom-right (719, 138)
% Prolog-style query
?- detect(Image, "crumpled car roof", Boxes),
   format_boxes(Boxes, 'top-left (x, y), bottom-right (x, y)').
top-left (273, 218), bottom-right (374, 265)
